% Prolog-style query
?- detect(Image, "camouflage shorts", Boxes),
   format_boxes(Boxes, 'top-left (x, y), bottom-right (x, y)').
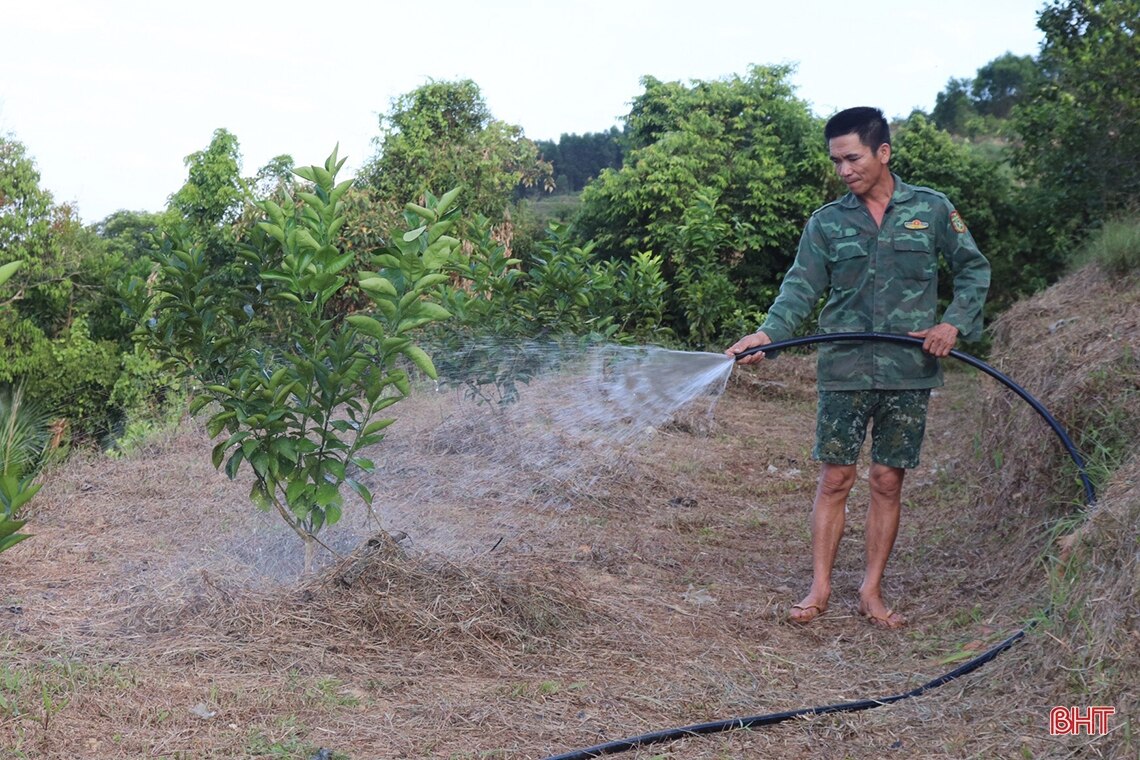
top-left (814, 389), bottom-right (932, 469)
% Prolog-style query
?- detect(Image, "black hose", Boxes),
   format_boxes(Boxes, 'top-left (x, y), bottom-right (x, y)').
top-left (542, 331), bottom-right (1092, 760)
top-left (733, 332), bottom-right (1095, 506)
top-left (545, 630), bottom-right (1025, 760)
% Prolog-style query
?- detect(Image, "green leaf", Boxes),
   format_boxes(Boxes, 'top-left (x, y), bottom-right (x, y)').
top-left (423, 236), bottom-right (459, 269)
top-left (327, 252), bottom-right (355, 275)
top-left (374, 395), bottom-right (401, 412)
top-left (359, 276), bottom-right (397, 297)
top-left (285, 477), bottom-right (309, 506)
top-left (436, 186), bottom-right (462, 215)
top-left (361, 419), bottom-right (394, 437)
top-left (350, 456), bottom-right (376, 471)
top-left (0, 261), bottom-right (22, 287)
top-left (413, 273), bottom-right (449, 290)
top-left (411, 302), bottom-right (451, 322)
top-left (393, 371), bottom-right (410, 396)
top-left (211, 441), bottom-right (227, 470)
top-left (345, 478), bottom-right (373, 506)
top-left (315, 483), bottom-right (340, 508)
top-left (374, 300), bottom-right (398, 319)
top-left (401, 344), bottom-right (438, 379)
top-left (0, 478), bottom-right (41, 514)
top-left (274, 437), bottom-right (298, 464)
top-left (346, 314), bottom-right (386, 340)
top-left (268, 366), bottom-right (289, 389)
top-left (405, 203), bottom-right (436, 221)
top-left (402, 225), bottom-right (427, 242)
top-left (0, 531), bottom-right (32, 553)
top-left (0, 516), bottom-right (29, 541)
top-left (394, 316), bottom-right (435, 334)
top-left (206, 412), bottom-right (235, 439)
top-left (225, 450), bottom-right (245, 480)
top-left (381, 337), bottom-right (410, 352)
top-left (325, 460), bottom-right (346, 481)
top-left (257, 222), bottom-right (286, 245)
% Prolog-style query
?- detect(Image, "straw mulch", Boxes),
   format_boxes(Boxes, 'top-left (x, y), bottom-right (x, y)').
top-left (958, 262), bottom-right (1140, 758)
top-left (1, 303), bottom-right (1135, 758)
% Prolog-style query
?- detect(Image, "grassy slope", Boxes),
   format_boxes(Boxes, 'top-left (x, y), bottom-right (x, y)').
top-left (1, 258), bottom-right (1138, 758)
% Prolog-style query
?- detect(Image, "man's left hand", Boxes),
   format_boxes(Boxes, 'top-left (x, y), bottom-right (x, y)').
top-left (908, 323), bottom-right (959, 357)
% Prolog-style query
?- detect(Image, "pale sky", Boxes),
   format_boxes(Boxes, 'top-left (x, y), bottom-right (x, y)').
top-left (3, 0), bottom-right (1047, 223)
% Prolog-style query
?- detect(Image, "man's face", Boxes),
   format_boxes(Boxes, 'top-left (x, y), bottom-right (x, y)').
top-left (828, 133), bottom-right (891, 198)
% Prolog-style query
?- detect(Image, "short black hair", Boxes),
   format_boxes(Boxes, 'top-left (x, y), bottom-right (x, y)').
top-left (824, 107), bottom-right (890, 151)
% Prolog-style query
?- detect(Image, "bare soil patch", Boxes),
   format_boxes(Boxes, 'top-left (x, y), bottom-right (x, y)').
top-left (0, 349), bottom-right (1122, 759)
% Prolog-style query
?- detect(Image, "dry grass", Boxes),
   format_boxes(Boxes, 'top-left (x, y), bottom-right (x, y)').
top-left (0, 312), bottom-right (1134, 758)
top-left (979, 264), bottom-right (1140, 514)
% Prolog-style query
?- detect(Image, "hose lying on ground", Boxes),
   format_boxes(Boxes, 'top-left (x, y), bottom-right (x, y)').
top-left (543, 332), bottom-right (1093, 760)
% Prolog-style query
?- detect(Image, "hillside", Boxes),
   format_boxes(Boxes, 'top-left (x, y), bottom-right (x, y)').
top-left (1, 263), bottom-right (1137, 758)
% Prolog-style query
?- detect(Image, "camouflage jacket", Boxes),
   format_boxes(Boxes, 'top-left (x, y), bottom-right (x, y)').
top-left (758, 175), bottom-right (991, 390)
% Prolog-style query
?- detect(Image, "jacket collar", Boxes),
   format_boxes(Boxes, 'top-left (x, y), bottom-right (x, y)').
top-left (839, 173), bottom-right (913, 208)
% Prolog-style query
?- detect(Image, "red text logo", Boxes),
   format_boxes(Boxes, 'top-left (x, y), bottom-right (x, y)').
top-left (1050, 706), bottom-right (1114, 736)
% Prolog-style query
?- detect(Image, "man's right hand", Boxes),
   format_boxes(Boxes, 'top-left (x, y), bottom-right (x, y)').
top-left (725, 330), bottom-right (772, 365)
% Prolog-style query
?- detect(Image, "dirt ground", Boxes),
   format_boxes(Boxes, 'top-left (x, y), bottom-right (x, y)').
top-left (0, 352), bottom-right (1124, 759)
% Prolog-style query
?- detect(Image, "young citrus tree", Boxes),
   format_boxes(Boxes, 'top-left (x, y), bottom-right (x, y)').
top-left (145, 149), bottom-right (459, 572)
top-left (0, 384), bottom-right (51, 555)
top-left (1, 262), bottom-right (48, 554)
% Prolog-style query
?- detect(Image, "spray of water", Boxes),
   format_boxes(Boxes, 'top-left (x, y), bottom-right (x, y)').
top-left (556, 345), bottom-right (735, 444)
top-left (217, 339), bottom-right (737, 580)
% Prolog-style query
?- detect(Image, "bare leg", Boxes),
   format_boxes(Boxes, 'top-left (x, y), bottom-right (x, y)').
top-left (858, 462), bottom-right (906, 628)
top-left (790, 463), bottom-right (856, 623)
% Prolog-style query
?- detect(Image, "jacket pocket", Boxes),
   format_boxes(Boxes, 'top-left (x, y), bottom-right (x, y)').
top-left (891, 236), bottom-right (936, 281)
top-left (828, 230), bottom-right (868, 290)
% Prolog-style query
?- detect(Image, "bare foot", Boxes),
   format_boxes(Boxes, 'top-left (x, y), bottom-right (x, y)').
top-left (788, 595), bottom-right (828, 624)
top-left (857, 596), bottom-right (906, 630)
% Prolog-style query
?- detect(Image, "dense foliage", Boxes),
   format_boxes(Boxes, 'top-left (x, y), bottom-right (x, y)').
top-left (574, 64), bottom-right (832, 346)
top-left (144, 150), bottom-right (457, 569)
top-left (357, 80), bottom-right (553, 225)
top-left (0, 268), bottom-right (49, 555)
top-left (1013, 0), bottom-right (1140, 235)
top-left (535, 128), bottom-right (624, 194)
top-left (931, 53), bottom-right (1042, 135)
top-left (0, 136), bottom-right (137, 442)
top-left (1, 0), bottom-right (1137, 475)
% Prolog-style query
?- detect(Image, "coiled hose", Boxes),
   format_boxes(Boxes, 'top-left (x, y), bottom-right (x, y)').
top-left (543, 332), bottom-right (1093, 760)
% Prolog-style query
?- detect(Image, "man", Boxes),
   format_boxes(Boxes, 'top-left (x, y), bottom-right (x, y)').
top-left (725, 107), bottom-right (990, 629)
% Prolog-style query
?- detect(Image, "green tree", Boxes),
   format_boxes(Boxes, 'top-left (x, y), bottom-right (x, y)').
top-left (1013, 0), bottom-right (1140, 233)
top-left (931, 77), bottom-right (978, 134)
top-left (0, 264), bottom-right (50, 555)
top-left (575, 65), bottom-right (831, 343)
top-left (169, 128), bottom-right (244, 230)
top-left (1, 136), bottom-right (131, 442)
top-left (0, 135), bottom-right (72, 334)
top-left (166, 128), bottom-right (245, 270)
top-left (359, 80), bottom-right (553, 225)
top-left (535, 128), bottom-right (625, 193)
top-left (972, 52), bottom-right (1042, 119)
top-left (0, 384), bottom-right (49, 555)
top-left (145, 150), bottom-right (457, 572)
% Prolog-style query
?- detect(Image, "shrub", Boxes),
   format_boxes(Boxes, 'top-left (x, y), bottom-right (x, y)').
top-left (145, 150), bottom-right (458, 572)
top-left (1072, 217), bottom-right (1140, 276)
